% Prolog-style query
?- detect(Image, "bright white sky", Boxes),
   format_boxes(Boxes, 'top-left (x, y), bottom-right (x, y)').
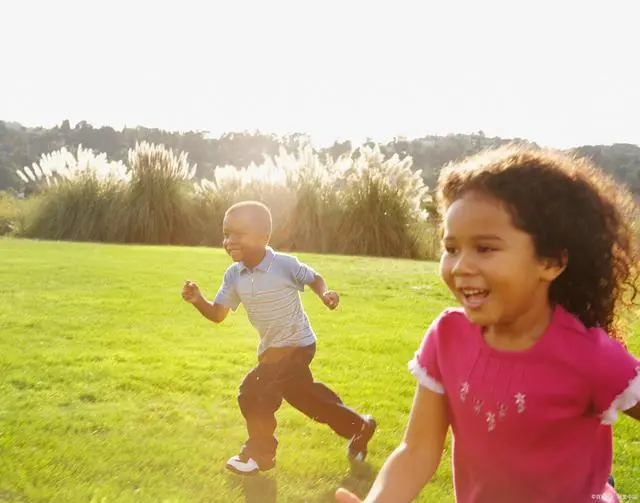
top-left (2, 0), bottom-right (639, 149)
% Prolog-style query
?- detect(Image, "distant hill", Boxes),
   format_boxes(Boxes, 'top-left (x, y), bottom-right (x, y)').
top-left (1, 120), bottom-right (638, 195)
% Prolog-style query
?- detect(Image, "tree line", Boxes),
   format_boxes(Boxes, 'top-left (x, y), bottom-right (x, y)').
top-left (1, 120), bottom-right (639, 195)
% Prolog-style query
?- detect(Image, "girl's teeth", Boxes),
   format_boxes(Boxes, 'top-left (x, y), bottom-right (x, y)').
top-left (461, 289), bottom-right (488, 310)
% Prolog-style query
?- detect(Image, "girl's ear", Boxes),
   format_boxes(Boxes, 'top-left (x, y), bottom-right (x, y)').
top-left (541, 250), bottom-right (568, 282)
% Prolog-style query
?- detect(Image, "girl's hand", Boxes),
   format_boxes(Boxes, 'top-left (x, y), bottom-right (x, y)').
top-left (335, 488), bottom-right (363, 503)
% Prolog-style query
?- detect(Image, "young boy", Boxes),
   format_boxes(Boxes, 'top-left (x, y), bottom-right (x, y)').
top-left (182, 200), bottom-right (376, 475)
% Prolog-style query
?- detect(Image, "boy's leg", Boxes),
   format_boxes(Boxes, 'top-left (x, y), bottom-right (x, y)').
top-left (232, 352), bottom-right (286, 473)
top-left (281, 344), bottom-right (376, 459)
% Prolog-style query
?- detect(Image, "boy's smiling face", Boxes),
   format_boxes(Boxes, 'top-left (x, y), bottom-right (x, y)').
top-left (222, 209), bottom-right (270, 266)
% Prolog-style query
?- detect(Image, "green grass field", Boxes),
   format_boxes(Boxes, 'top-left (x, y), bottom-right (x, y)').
top-left (1, 239), bottom-right (638, 503)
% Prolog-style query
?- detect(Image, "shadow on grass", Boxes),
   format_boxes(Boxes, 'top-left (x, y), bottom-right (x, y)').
top-left (226, 472), bottom-right (278, 503)
top-left (224, 461), bottom-right (375, 503)
top-left (315, 461), bottom-right (377, 502)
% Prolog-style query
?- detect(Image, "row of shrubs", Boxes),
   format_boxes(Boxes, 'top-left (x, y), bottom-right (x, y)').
top-left (2, 142), bottom-right (441, 260)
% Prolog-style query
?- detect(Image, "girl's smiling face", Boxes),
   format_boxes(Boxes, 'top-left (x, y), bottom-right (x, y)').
top-left (439, 191), bottom-right (563, 333)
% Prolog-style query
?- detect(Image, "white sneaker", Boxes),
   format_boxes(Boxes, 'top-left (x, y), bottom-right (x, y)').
top-left (226, 455), bottom-right (260, 475)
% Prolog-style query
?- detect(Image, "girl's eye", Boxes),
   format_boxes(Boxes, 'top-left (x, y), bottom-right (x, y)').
top-left (477, 246), bottom-right (495, 253)
top-left (444, 246), bottom-right (457, 254)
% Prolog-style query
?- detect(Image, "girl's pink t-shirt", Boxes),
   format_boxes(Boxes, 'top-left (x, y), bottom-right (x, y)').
top-left (410, 305), bottom-right (639, 503)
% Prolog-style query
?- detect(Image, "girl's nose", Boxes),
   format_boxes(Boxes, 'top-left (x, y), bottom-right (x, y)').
top-left (451, 252), bottom-right (476, 276)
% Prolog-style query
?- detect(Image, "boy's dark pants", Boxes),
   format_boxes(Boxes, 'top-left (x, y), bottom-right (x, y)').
top-left (237, 343), bottom-right (364, 464)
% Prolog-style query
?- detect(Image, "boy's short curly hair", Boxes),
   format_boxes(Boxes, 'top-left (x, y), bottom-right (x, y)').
top-left (437, 144), bottom-right (639, 340)
top-left (226, 200), bottom-right (272, 236)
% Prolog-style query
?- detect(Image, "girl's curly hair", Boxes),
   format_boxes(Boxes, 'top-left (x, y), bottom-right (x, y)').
top-left (437, 144), bottom-right (640, 341)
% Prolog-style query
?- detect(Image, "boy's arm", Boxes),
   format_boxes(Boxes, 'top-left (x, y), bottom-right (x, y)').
top-left (192, 296), bottom-right (230, 324)
top-left (182, 271), bottom-right (239, 324)
top-left (309, 273), bottom-right (330, 297)
top-left (290, 258), bottom-right (338, 309)
top-left (337, 385), bottom-right (450, 503)
top-left (309, 273), bottom-right (339, 309)
top-left (624, 403), bottom-right (640, 420)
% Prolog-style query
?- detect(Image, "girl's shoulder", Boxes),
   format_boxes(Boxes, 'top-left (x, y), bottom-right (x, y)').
top-left (551, 306), bottom-right (639, 423)
top-left (434, 306), bottom-right (471, 326)
top-left (427, 307), bottom-right (473, 332)
top-left (550, 305), bottom-right (624, 355)
top-left (424, 307), bottom-right (478, 348)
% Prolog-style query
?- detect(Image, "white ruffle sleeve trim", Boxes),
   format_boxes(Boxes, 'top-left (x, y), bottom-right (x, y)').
top-left (601, 367), bottom-right (640, 425)
top-left (408, 356), bottom-right (445, 394)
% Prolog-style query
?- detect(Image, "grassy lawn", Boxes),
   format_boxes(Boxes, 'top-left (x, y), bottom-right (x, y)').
top-left (0, 238), bottom-right (638, 503)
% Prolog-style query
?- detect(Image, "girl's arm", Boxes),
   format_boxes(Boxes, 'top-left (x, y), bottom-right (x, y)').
top-left (336, 384), bottom-right (450, 503)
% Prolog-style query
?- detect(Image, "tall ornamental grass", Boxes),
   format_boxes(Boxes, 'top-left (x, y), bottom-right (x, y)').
top-left (336, 145), bottom-right (431, 258)
top-left (16, 146), bottom-right (128, 241)
top-left (0, 191), bottom-right (31, 236)
top-left (193, 144), bottom-right (434, 258)
top-left (15, 143), bottom-right (439, 259)
top-left (117, 142), bottom-right (197, 244)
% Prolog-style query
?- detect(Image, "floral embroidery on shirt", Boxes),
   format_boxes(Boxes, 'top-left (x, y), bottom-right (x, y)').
top-left (457, 379), bottom-right (527, 430)
top-left (486, 411), bottom-right (496, 431)
top-left (460, 382), bottom-right (470, 402)
top-left (497, 402), bottom-right (507, 419)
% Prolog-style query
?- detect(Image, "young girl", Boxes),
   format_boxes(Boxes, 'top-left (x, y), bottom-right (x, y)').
top-left (336, 145), bottom-right (640, 503)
